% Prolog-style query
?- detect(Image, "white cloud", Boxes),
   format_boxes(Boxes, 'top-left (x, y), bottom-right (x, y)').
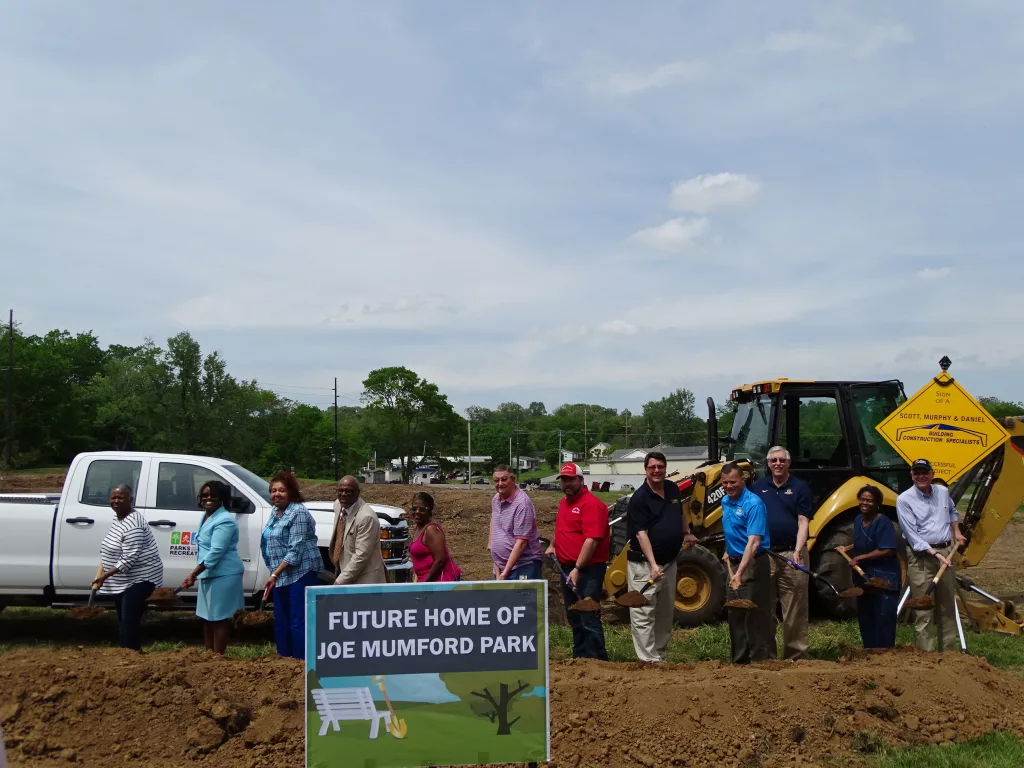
top-left (917, 267), bottom-right (952, 280)
top-left (629, 217), bottom-right (708, 252)
top-left (594, 59), bottom-right (706, 96)
top-left (762, 16), bottom-right (913, 58)
top-left (596, 320), bottom-right (638, 336)
top-left (669, 173), bottom-right (761, 213)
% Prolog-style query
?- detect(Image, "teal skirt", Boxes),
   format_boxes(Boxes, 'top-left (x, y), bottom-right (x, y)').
top-left (196, 573), bottom-right (245, 622)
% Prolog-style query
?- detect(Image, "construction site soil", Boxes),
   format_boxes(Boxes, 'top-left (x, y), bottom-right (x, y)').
top-left (6, 475), bottom-right (1024, 767)
top-left (3, 646), bottom-right (1024, 768)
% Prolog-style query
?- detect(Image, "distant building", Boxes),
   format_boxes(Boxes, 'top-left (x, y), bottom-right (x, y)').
top-left (589, 442), bottom-right (612, 458)
top-left (559, 449), bottom-right (584, 463)
top-left (589, 444), bottom-right (716, 476)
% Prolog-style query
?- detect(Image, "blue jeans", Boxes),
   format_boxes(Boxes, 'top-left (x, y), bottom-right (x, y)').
top-left (561, 562), bottom-right (608, 660)
top-left (503, 559), bottom-right (542, 580)
top-left (857, 591), bottom-right (899, 649)
top-left (273, 570), bottom-right (319, 659)
top-left (112, 580), bottom-right (155, 651)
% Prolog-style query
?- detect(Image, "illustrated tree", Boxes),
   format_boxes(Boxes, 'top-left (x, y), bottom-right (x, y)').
top-left (439, 669), bottom-right (544, 735)
top-left (361, 366), bottom-right (462, 481)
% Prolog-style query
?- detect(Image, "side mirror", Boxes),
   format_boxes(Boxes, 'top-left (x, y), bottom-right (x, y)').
top-left (230, 495), bottom-right (254, 514)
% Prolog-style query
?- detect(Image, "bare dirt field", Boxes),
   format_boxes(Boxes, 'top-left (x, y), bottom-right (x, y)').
top-left (3, 646), bottom-right (1024, 768)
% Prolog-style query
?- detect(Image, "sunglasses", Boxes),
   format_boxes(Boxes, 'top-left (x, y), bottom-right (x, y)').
top-left (198, 493), bottom-right (213, 500)
top-left (767, 458), bottom-right (790, 464)
top-left (410, 505), bottom-right (430, 512)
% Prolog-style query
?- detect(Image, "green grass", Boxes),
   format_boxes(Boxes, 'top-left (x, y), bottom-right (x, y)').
top-left (871, 732), bottom-right (1024, 767)
top-left (1, 466), bottom-right (65, 475)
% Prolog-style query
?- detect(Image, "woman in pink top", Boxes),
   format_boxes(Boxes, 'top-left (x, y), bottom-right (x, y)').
top-left (408, 492), bottom-right (461, 582)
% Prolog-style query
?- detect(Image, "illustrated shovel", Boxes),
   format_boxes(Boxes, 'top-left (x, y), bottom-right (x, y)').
top-left (372, 675), bottom-right (408, 738)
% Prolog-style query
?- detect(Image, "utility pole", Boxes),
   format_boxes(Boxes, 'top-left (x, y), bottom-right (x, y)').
top-left (583, 405), bottom-right (588, 463)
top-left (333, 377), bottom-right (339, 481)
top-left (4, 310), bottom-right (13, 469)
top-left (557, 429), bottom-right (563, 467)
top-left (514, 430), bottom-right (520, 478)
top-left (467, 419), bottom-right (472, 486)
top-left (509, 436), bottom-right (512, 467)
top-left (625, 412), bottom-right (629, 448)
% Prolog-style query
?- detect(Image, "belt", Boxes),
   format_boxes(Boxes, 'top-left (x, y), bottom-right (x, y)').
top-left (728, 551), bottom-right (766, 564)
top-left (930, 541), bottom-right (952, 549)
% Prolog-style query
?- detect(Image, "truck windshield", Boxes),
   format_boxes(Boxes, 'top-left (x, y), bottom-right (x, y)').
top-left (727, 395), bottom-right (775, 466)
top-left (850, 381), bottom-right (907, 468)
top-left (225, 463), bottom-right (272, 503)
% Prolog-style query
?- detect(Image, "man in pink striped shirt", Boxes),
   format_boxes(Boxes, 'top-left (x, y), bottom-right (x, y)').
top-left (490, 464), bottom-right (544, 579)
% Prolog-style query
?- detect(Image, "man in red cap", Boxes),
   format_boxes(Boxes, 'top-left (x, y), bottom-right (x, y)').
top-left (545, 462), bottom-right (610, 660)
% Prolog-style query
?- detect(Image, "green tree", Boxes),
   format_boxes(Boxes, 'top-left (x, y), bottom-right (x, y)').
top-left (361, 366), bottom-right (461, 481)
top-left (641, 388), bottom-right (705, 446)
top-left (979, 397), bottom-right (1024, 420)
top-left (439, 669), bottom-right (543, 735)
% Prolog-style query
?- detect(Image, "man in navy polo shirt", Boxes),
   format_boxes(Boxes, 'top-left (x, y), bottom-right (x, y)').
top-left (721, 462), bottom-right (775, 664)
top-left (753, 446), bottom-right (814, 660)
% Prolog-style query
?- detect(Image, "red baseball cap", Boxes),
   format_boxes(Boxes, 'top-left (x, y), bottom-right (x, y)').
top-left (557, 463), bottom-right (583, 478)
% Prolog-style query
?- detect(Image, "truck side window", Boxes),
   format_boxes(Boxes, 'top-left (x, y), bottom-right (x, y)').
top-left (155, 462), bottom-right (248, 512)
top-left (80, 460), bottom-right (142, 507)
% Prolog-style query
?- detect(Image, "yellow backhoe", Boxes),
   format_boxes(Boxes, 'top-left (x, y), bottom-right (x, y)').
top-left (604, 377), bottom-right (1024, 633)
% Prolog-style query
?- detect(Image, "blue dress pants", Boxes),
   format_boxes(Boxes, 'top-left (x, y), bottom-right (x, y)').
top-left (273, 570), bottom-right (319, 659)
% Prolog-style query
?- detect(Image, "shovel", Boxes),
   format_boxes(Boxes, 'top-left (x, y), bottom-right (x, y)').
top-left (372, 675), bottom-right (408, 738)
top-left (616, 577), bottom-right (658, 608)
top-left (68, 565), bottom-right (107, 620)
top-left (239, 584), bottom-right (274, 628)
top-left (835, 548), bottom-right (891, 592)
top-left (722, 554), bottom-right (757, 610)
top-left (903, 559), bottom-right (951, 611)
top-left (764, 550), bottom-right (863, 599)
top-left (548, 555), bottom-right (602, 612)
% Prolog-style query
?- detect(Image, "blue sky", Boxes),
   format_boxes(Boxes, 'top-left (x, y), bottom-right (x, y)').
top-left (2, 1), bottom-right (1022, 415)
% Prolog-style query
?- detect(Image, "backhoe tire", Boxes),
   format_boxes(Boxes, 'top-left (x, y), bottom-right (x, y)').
top-left (812, 522), bottom-right (858, 620)
top-left (673, 545), bottom-right (727, 627)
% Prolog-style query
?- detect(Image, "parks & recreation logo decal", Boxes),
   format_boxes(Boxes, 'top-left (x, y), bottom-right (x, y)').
top-left (169, 530), bottom-right (198, 557)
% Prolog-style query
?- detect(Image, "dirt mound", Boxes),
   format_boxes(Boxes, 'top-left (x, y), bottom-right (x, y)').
top-left (0, 473), bottom-right (65, 493)
top-left (5, 647), bottom-right (1024, 767)
top-left (552, 648), bottom-right (1024, 767)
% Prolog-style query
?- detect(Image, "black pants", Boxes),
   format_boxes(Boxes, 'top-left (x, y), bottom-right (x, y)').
top-left (561, 562), bottom-right (608, 661)
top-left (727, 554), bottom-right (776, 664)
top-left (113, 581), bottom-right (155, 651)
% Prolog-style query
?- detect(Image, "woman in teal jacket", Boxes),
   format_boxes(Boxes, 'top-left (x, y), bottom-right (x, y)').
top-left (181, 480), bottom-right (245, 654)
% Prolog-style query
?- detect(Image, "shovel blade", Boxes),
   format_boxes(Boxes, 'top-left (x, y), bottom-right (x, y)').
top-left (615, 591), bottom-right (651, 608)
top-left (724, 599), bottom-right (758, 610)
top-left (388, 718), bottom-right (408, 739)
top-left (568, 597), bottom-right (602, 612)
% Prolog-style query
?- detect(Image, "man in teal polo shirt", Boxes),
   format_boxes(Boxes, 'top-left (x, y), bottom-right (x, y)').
top-left (720, 462), bottom-right (776, 663)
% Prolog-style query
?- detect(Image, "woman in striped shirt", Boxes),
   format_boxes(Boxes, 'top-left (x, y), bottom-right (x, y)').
top-left (91, 484), bottom-right (164, 651)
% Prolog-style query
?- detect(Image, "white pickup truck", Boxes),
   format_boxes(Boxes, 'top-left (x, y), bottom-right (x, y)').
top-left (0, 451), bottom-right (411, 609)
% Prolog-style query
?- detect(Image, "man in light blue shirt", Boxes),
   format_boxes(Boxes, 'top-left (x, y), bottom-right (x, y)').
top-left (720, 462), bottom-right (776, 663)
top-left (896, 458), bottom-right (967, 651)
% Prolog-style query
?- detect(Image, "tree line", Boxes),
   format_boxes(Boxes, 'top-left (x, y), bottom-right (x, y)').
top-left (0, 325), bottom-right (712, 479)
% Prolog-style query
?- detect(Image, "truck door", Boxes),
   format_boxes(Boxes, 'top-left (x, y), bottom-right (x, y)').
top-left (55, 458), bottom-right (146, 589)
top-left (143, 460), bottom-right (261, 594)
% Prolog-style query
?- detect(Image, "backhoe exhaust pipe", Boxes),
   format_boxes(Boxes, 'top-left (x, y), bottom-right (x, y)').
top-left (707, 397), bottom-right (719, 463)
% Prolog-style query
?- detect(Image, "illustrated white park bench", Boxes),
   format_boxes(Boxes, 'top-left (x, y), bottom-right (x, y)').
top-left (312, 687), bottom-right (392, 739)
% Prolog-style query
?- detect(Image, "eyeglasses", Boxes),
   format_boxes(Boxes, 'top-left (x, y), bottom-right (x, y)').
top-left (198, 493), bottom-right (213, 500)
top-left (767, 458), bottom-right (790, 464)
top-left (646, 465), bottom-right (666, 472)
top-left (410, 505), bottom-right (431, 512)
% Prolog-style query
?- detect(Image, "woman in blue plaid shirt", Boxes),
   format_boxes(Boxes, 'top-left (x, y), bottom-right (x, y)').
top-left (261, 470), bottom-right (322, 659)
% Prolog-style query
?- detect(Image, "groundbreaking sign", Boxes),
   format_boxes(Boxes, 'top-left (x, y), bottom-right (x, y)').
top-left (876, 370), bottom-right (1010, 483)
top-left (305, 580), bottom-right (549, 768)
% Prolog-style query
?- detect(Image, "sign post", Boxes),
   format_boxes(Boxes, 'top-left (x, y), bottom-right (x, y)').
top-left (876, 358), bottom-right (1011, 484)
top-left (305, 580), bottom-right (549, 768)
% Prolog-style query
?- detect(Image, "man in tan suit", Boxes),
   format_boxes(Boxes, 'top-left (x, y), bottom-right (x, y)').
top-left (330, 476), bottom-right (388, 584)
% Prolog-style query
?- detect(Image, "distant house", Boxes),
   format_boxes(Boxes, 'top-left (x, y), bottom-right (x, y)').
top-left (559, 449), bottom-right (584, 463)
top-left (517, 455), bottom-right (542, 472)
top-left (589, 442), bottom-right (612, 458)
top-left (589, 444), bottom-right (717, 476)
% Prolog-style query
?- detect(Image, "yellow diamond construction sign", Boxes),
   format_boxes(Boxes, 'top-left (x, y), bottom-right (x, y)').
top-left (876, 372), bottom-right (1010, 483)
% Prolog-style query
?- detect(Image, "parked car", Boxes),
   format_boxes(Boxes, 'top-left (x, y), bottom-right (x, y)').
top-left (0, 451), bottom-right (412, 610)
top-left (619, 484), bottom-right (635, 492)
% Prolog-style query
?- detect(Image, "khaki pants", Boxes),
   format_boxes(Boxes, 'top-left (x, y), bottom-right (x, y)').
top-left (627, 559), bottom-right (677, 662)
top-left (769, 546), bottom-right (809, 661)
top-left (907, 546), bottom-right (959, 652)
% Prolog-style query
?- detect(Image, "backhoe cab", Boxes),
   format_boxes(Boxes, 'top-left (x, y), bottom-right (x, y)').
top-left (604, 377), bottom-right (1024, 630)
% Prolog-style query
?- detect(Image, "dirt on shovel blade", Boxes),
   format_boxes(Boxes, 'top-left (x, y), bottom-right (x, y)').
top-left (839, 587), bottom-right (865, 598)
top-left (66, 606), bottom-right (105, 620)
top-left (616, 592), bottom-right (651, 608)
top-left (569, 597), bottom-right (602, 612)
top-left (864, 577), bottom-right (892, 591)
top-left (149, 588), bottom-right (178, 601)
top-left (724, 599), bottom-right (758, 610)
top-left (905, 596), bottom-right (934, 610)
top-left (238, 610), bottom-right (274, 628)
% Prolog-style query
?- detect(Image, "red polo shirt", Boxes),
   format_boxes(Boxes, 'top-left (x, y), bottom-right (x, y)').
top-left (554, 487), bottom-right (610, 566)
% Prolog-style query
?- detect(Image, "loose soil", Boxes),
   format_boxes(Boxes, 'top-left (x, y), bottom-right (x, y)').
top-left (4, 647), bottom-right (1024, 768)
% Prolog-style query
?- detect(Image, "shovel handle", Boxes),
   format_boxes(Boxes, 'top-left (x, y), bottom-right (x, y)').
top-left (836, 548), bottom-right (868, 578)
top-left (924, 560), bottom-right (950, 597)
